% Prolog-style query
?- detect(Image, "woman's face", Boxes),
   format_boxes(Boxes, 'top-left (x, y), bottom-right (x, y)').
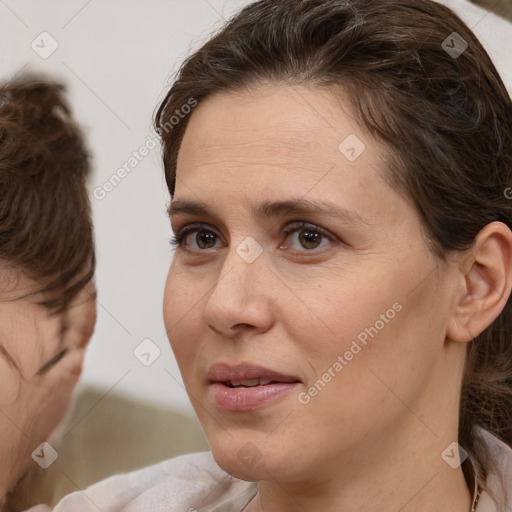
top-left (163, 85), bottom-right (464, 484)
top-left (0, 272), bottom-right (96, 491)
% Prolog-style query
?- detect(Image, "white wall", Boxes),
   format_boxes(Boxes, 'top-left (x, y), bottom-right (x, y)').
top-left (1, 0), bottom-right (510, 417)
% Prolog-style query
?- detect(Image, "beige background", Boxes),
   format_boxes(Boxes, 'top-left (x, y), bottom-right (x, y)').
top-left (471, 0), bottom-right (512, 20)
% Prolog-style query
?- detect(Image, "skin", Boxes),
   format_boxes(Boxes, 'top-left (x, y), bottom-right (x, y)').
top-left (0, 270), bottom-right (97, 502)
top-left (163, 84), bottom-right (512, 512)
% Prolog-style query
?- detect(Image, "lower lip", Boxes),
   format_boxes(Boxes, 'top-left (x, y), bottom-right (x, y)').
top-left (211, 382), bottom-right (300, 412)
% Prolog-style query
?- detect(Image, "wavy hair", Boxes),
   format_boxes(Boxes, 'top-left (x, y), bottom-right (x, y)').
top-left (0, 75), bottom-right (95, 313)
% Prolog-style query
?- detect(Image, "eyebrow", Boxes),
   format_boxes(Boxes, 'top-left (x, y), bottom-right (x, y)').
top-left (168, 198), bottom-right (369, 227)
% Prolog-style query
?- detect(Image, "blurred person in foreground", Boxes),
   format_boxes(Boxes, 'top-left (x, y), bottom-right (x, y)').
top-left (0, 76), bottom-right (97, 511)
top-left (50, 0), bottom-right (512, 511)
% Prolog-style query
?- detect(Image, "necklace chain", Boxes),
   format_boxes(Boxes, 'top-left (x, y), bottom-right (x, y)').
top-left (469, 452), bottom-right (481, 512)
top-left (471, 483), bottom-right (481, 512)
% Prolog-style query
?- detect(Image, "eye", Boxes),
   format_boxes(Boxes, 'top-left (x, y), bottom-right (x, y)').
top-left (170, 221), bottom-right (336, 254)
top-left (170, 223), bottom-right (222, 251)
top-left (281, 222), bottom-right (334, 252)
top-left (37, 349), bottom-right (68, 375)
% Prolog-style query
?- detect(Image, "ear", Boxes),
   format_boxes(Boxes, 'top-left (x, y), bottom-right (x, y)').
top-left (447, 221), bottom-right (512, 343)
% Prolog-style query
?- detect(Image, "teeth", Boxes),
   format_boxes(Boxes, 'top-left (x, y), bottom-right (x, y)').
top-left (239, 379), bottom-right (260, 387)
top-left (227, 378), bottom-right (274, 387)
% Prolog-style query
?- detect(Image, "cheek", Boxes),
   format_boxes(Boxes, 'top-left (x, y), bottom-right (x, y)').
top-left (286, 263), bottom-right (431, 403)
top-left (284, 265), bottom-right (403, 358)
top-left (295, 267), bottom-right (445, 423)
top-left (0, 355), bottom-right (22, 406)
top-left (32, 363), bottom-right (81, 431)
top-left (163, 266), bottom-right (203, 370)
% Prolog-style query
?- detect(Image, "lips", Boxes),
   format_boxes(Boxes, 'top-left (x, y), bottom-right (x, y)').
top-left (208, 362), bottom-right (300, 385)
top-left (207, 362), bottom-right (301, 411)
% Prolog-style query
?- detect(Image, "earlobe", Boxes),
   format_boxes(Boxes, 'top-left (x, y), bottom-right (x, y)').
top-left (447, 221), bottom-right (512, 344)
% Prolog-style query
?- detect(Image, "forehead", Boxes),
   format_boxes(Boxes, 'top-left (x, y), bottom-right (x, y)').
top-left (176, 84), bottom-right (392, 218)
top-left (178, 84), bottom-right (366, 170)
top-left (0, 267), bottom-right (40, 300)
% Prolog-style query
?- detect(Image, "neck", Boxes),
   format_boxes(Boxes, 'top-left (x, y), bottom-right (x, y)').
top-left (245, 422), bottom-right (473, 512)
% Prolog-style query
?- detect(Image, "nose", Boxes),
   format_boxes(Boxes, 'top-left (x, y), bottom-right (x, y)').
top-left (202, 244), bottom-right (275, 338)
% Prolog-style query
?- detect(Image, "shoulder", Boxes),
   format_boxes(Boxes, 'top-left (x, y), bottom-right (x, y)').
top-left (51, 451), bottom-right (256, 512)
top-left (474, 427), bottom-right (512, 512)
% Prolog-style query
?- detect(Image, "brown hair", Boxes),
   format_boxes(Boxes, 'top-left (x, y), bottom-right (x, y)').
top-left (0, 75), bottom-right (95, 313)
top-left (154, 0), bottom-right (512, 493)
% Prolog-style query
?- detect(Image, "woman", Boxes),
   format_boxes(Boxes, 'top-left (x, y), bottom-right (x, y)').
top-left (0, 76), bottom-right (97, 511)
top-left (52, 0), bottom-right (511, 510)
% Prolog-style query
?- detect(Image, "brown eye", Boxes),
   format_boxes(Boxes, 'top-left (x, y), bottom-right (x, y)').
top-left (170, 225), bottom-right (222, 252)
top-left (195, 231), bottom-right (217, 249)
top-left (283, 222), bottom-right (334, 252)
top-left (298, 229), bottom-right (323, 250)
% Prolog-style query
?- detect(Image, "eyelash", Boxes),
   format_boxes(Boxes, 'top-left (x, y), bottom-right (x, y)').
top-left (37, 349), bottom-right (68, 375)
top-left (169, 222), bottom-right (336, 255)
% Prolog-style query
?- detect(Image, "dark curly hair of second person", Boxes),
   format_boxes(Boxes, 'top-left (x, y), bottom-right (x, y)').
top-left (0, 75), bottom-right (97, 510)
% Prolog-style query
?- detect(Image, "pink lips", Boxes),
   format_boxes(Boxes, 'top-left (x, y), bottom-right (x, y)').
top-left (207, 362), bottom-right (301, 412)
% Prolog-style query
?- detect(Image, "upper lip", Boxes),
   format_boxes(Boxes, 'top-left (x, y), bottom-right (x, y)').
top-left (207, 362), bottom-right (301, 384)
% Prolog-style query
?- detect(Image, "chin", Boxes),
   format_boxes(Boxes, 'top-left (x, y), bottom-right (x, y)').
top-left (212, 448), bottom-right (270, 482)
top-left (208, 432), bottom-right (294, 483)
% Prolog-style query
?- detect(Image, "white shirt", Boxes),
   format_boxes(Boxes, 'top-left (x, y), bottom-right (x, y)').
top-left (26, 428), bottom-right (511, 512)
